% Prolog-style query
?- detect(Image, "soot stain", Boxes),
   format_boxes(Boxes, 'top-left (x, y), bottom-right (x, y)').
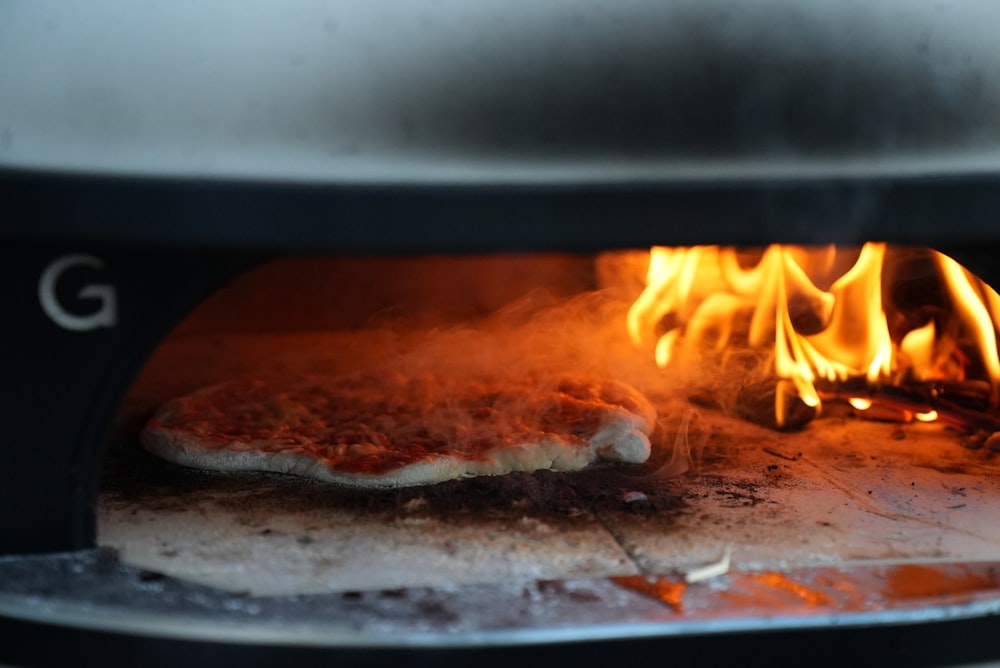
top-left (568, 468), bottom-right (686, 514)
top-left (101, 440), bottom-right (690, 527)
top-left (679, 474), bottom-right (771, 508)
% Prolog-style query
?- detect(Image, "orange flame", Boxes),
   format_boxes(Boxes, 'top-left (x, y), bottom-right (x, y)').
top-left (627, 245), bottom-right (1000, 426)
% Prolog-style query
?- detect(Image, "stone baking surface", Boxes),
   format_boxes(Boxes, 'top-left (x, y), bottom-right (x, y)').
top-left (98, 453), bottom-right (639, 596)
top-left (99, 333), bottom-right (1000, 596)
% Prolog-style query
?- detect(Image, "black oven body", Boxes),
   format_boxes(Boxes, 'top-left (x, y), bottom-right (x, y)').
top-left (4, 0), bottom-right (1000, 663)
top-left (4, 0), bottom-right (1000, 553)
top-left (4, 171), bottom-right (1000, 556)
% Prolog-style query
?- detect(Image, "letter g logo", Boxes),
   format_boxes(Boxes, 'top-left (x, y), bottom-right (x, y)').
top-left (38, 254), bottom-right (118, 331)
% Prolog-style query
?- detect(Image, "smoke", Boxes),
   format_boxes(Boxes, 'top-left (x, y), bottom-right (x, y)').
top-left (355, 285), bottom-right (717, 475)
top-left (384, 289), bottom-right (651, 382)
top-left (654, 409), bottom-right (699, 477)
top-left (141, 253), bottom-right (721, 475)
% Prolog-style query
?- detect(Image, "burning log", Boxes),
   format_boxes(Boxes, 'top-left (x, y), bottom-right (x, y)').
top-left (816, 379), bottom-right (1000, 435)
top-left (719, 373), bottom-right (1000, 438)
top-left (733, 379), bottom-right (817, 431)
top-left (627, 244), bottom-right (1000, 440)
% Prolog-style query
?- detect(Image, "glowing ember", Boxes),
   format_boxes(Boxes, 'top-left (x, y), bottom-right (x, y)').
top-left (848, 397), bottom-right (873, 411)
top-left (915, 410), bottom-right (939, 423)
top-left (627, 244), bottom-right (1000, 427)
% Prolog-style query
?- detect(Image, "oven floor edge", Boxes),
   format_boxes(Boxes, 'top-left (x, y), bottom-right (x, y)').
top-left (3, 548), bottom-right (1000, 668)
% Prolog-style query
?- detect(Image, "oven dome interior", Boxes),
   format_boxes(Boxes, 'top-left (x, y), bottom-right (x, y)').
top-left (99, 249), bottom-right (1000, 596)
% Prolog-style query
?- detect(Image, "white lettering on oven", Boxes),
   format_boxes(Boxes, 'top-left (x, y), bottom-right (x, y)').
top-left (38, 254), bottom-right (118, 331)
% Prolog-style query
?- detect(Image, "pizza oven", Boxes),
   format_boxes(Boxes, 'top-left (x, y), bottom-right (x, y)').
top-left (5, 1), bottom-right (1000, 665)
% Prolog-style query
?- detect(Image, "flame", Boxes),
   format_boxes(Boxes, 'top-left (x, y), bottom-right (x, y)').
top-left (627, 245), bottom-right (1000, 426)
top-left (935, 253), bottom-right (1000, 406)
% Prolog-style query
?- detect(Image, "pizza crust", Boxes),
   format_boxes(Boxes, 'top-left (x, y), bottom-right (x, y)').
top-left (141, 372), bottom-right (655, 488)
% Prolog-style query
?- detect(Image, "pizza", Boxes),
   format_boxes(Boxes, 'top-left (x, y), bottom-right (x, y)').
top-left (140, 370), bottom-right (656, 488)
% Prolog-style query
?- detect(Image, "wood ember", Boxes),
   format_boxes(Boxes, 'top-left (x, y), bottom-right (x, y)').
top-left (721, 374), bottom-right (1000, 438)
top-left (850, 403), bottom-right (913, 423)
top-left (818, 380), bottom-right (1000, 435)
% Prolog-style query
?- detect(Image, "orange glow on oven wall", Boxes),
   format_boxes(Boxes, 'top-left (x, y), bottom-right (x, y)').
top-left (627, 244), bottom-right (1000, 426)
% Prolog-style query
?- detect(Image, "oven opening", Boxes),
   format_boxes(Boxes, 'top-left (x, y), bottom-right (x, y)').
top-left (99, 247), bottom-right (1000, 599)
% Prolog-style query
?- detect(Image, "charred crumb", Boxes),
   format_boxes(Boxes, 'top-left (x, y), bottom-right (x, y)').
top-left (566, 588), bottom-right (602, 603)
top-left (535, 579), bottom-right (565, 595)
top-left (713, 488), bottom-right (764, 506)
top-left (379, 588), bottom-right (407, 599)
top-left (687, 475), bottom-right (769, 507)
top-left (416, 600), bottom-right (459, 624)
top-left (621, 491), bottom-right (652, 512)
